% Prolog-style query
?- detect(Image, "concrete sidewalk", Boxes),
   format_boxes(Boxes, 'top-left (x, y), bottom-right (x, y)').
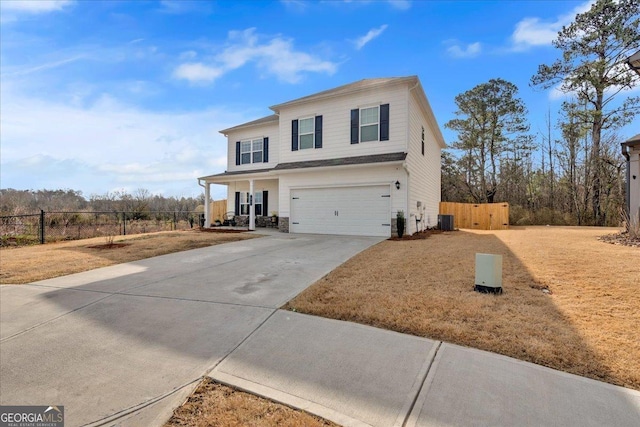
top-left (211, 310), bottom-right (640, 427)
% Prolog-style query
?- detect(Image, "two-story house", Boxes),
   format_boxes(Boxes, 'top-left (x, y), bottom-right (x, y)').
top-left (198, 76), bottom-right (446, 237)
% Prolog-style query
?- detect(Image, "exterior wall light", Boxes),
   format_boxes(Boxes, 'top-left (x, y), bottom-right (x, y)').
top-left (395, 180), bottom-right (401, 190)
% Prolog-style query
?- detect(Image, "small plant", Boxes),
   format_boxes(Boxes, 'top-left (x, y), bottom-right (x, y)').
top-left (621, 208), bottom-right (640, 239)
top-left (104, 233), bottom-right (115, 247)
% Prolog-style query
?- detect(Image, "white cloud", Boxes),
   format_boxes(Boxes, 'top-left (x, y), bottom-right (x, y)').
top-left (157, 0), bottom-right (213, 15)
top-left (0, 0), bottom-right (73, 13)
top-left (335, 0), bottom-right (411, 10)
top-left (0, 86), bottom-right (249, 198)
top-left (387, 0), bottom-right (411, 10)
top-left (353, 24), bottom-right (388, 50)
top-left (179, 50), bottom-right (198, 60)
top-left (510, 0), bottom-right (595, 50)
top-left (3, 56), bottom-right (85, 77)
top-left (446, 41), bottom-right (482, 58)
top-left (173, 63), bottom-right (223, 84)
top-left (173, 28), bottom-right (337, 85)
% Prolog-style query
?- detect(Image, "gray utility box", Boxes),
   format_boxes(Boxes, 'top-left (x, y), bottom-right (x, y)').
top-left (438, 214), bottom-right (454, 231)
top-left (474, 253), bottom-right (503, 294)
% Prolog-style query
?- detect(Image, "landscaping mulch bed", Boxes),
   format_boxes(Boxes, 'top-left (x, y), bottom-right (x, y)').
top-left (388, 228), bottom-right (444, 241)
top-left (598, 231), bottom-right (640, 247)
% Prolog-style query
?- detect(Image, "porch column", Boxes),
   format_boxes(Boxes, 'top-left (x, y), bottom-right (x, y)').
top-left (204, 182), bottom-right (211, 228)
top-left (249, 179), bottom-right (255, 230)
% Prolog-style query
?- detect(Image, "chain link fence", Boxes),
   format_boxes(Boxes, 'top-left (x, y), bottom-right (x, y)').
top-left (0, 211), bottom-right (204, 247)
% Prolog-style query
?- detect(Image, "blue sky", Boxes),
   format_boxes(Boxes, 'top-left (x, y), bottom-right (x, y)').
top-left (1, 0), bottom-right (637, 200)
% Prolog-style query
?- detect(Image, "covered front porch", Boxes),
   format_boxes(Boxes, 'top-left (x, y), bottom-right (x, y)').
top-left (198, 170), bottom-right (280, 232)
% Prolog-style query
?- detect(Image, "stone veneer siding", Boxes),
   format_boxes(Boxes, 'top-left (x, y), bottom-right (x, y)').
top-left (233, 215), bottom-right (279, 228)
top-left (390, 217), bottom-right (406, 237)
top-left (278, 217), bottom-right (289, 233)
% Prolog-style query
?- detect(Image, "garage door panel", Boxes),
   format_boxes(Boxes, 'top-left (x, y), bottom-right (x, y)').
top-left (290, 186), bottom-right (390, 237)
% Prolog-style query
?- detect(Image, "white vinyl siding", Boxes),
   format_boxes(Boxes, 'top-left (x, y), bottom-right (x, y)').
top-left (360, 106), bottom-right (379, 142)
top-left (227, 180), bottom-right (279, 215)
top-left (406, 90), bottom-right (441, 233)
top-left (226, 122), bottom-right (278, 172)
top-left (278, 83), bottom-right (408, 163)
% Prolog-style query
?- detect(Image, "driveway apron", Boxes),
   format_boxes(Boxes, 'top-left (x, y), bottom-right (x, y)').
top-left (0, 233), bottom-right (383, 426)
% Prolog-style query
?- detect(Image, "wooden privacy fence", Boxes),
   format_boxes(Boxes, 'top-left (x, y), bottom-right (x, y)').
top-left (210, 200), bottom-right (227, 222)
top-left (439, 202), bottom-right (509, 230)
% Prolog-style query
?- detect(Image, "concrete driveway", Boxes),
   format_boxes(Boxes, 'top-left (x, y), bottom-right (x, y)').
top-left (0, 232), bottom-right (384, 426)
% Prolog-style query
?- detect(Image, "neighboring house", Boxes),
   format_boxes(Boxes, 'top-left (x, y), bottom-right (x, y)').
top-left (622, 50), bottom-right (640, 225)
top-left (198, 76), bottom-right (446, 237)
top-left (622, 134), bottom-right (640, 224)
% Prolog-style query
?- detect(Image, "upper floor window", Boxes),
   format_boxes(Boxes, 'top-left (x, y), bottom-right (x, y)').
top-left (292, 116), bottom-right (323, 151)
top-left (299, 117), bottom-right (315, 149)
top-left (351, 104), bottom-right (389, 144)
top-left (241, 139), bottom-right (262, 164)
top-left (360, 107), bottom-right (379, 142)
top-left (236, 137), bottom-right (269, 165)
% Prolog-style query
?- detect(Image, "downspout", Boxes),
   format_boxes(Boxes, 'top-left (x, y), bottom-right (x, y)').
top-left (622, 143), bottom-right (631, 222)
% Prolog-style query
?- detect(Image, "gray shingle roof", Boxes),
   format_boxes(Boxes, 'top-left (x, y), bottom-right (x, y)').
top-left (273, 152), bottom-right (407, 170)
top-left (219, 114), bottom-right (279, 134)
top-left (199, 152), bottom-right (407, 181)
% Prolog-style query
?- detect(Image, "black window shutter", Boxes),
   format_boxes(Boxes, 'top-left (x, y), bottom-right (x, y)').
top-left (380, 104), bottom-right (389, 141)
top-left (315, 115), bottom-right (323, 148)
top-left (234, 192), bottom-right (240, 216)
top-left (291, 120), bottom-right (299, 151)
top-left (235, 141), bottom-right (241, 165)
top-left (263, 190), bottom-right (268, 217)
top-left (263, 137), bottom-right (269, 162)
top-left (350, 109), bottom-right (359, 144)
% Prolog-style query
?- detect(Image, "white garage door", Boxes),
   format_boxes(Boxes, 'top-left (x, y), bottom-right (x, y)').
top-left (290, 185), bottom-right (391, 237)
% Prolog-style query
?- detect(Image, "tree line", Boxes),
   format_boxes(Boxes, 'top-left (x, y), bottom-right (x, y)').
top-left (0, 188), bottom-right (205, 219)
top-left (442, 0), bottom-right (639, 227)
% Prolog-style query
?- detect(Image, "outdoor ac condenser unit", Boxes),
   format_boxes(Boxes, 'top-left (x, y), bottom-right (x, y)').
top-left (474, 253), bottom-right (503, 294)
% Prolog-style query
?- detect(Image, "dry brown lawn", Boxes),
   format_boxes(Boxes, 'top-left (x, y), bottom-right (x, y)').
top-left (285, 226), bottom-right (640, 390)
top-left (165, 378), bottom-right (336, 427)
top-left (0, 230), bottom-right (259, 284)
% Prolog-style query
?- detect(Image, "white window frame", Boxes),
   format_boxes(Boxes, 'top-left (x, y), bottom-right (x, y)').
top-left (360, 106), bottom-right (379, 143)
top-left (254, 192), bottom-right (263, 216)
top-left (240, 138), bottom-right (263, 164)
top-left (298, 117), bottom-right (315, 150)
top-left (240, 192), bottom-right (263, 216)
top-left (240, 192), bottom-right (249, 215)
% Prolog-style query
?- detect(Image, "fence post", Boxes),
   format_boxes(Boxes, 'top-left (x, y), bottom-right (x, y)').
top-left (122, 212), bottom-right (126, 236)
top-left (39, 210), bottom-right (45, 244)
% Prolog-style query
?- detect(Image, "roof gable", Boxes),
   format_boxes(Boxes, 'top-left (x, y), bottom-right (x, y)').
top-left (269, 76), bottom-right (418, 111)
top-left (220, 114), bottom-right (278, 135)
